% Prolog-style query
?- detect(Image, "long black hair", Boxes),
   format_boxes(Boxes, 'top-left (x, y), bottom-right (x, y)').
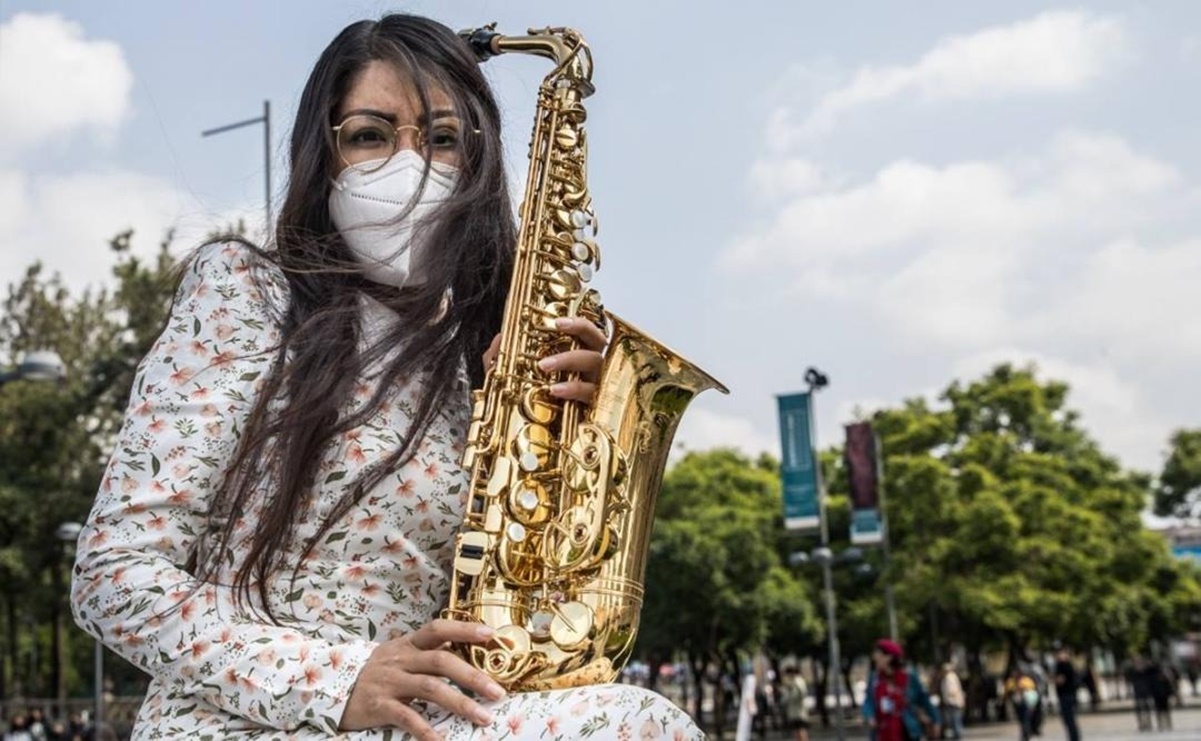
top-left (194, 14), bottom-right (515, 619)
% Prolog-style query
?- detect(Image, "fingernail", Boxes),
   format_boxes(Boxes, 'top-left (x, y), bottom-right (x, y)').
top-left (555, 317), bottom-right (573, 329)
top-left (538, 357), bottom-right (556, 372)
top-left (485, 681), bottom-right (507, 701)
top-left (475, 708), bottom-right (495, 725)
top-left (550, 383), bottom-right (569, 397)
top-left (475, 625), bottom-right (495, 640)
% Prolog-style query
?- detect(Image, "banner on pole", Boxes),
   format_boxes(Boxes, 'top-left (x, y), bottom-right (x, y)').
top-left (777, 392), bottom-right (821, 532)
top-left (845, 421), bottom-right (883, 545)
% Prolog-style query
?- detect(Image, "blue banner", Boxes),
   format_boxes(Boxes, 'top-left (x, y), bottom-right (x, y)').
top-left (777, 392), bottom-right (821, 532)
top-left (845, 422), bottom-right (884, 546)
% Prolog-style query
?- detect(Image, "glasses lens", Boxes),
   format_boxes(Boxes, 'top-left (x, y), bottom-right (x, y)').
top-left (336, 115), bottom-right (397, 173)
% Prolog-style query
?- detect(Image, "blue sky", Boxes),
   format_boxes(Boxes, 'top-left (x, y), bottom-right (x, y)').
top-left (2, 1), bottom-right (1199, 475)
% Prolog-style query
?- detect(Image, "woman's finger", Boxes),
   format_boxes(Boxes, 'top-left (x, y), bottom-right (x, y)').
top-left (538, 349), bottom-right (603, 381)
top-left (405, 648), bottom-right (506, 702)
top-left (481, 333), bottom-right (502, 374)
top-left (382, 699), bottom-right (442, 741)
top-left (397, 673), bottom-right (495, 727)
top-left (555, 316), bottom-right (607, 352)
top-left (408, 619), bottom-right (494, 651)
top-left (549, 380), bottom-right (596, 403)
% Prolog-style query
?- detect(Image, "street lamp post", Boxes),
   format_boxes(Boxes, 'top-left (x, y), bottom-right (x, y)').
top-left (202, 100), bottom-right (274, 234)
top-left (0, 350), bottom-right (66, 386)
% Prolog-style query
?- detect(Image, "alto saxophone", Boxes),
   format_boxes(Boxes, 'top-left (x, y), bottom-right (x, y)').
top-left (445, 24), bottom-right (727, 691)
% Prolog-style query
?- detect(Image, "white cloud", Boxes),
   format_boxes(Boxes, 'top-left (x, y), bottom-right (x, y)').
top-left (674, 407), bottom-right (779, 458)
top-left (725, 130), bottom-right (1188, 351)
top-left (0, 13), bottom-right (133, 159)
top-left (789, 10), bottom-right (1128, 138)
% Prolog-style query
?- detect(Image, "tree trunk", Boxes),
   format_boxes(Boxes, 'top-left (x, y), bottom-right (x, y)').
top-left (842, 654), bottom-right (857, 709)
top-left (689, 652), bottom-right (706, 727)
top-left (814, 655), bottom-right (830, 727)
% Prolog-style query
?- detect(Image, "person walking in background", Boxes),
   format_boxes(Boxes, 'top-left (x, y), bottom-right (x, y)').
top-left (1150, 661), bottom-right (1174, 731)
top-left (1082, 659), bottom-right (1100, 712)
top-left (779, 664), bottom-right (810, 741)
top-left (940, 663), bottom-right (966, 740)
top-left (863, 639), bottom-right (940, 741)
top-left (1053, 645), bottom-right (1081, 741)
top-left (1004, 668), bottom-right (1039, 741)
top-left (735, 661), bottom-right (758, 741)
top-left (1128, 656), bottom-right (1154, 731)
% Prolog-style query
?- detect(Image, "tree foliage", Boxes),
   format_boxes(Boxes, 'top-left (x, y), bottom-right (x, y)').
top-left (1155, 429), bottom-right (1201, 519)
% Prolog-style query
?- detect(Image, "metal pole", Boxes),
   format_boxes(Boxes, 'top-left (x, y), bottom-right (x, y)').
top-left (808, 388), bottom-right (845, 741)
top-left (202, 102), bottom-right (273, 237)
top-left (263, 99), bottom-right (272, 233)
top-left (94, 640), bottom-right (104, 731)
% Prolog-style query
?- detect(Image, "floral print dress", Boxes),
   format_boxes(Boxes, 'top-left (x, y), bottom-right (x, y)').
top-left (71, 243), bottom-right (703, 740)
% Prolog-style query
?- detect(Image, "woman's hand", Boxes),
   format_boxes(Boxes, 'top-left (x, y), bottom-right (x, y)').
top-left (481, 317), bottom-right (607, 404)
top-left (340, 620), bottom-right (506, 740)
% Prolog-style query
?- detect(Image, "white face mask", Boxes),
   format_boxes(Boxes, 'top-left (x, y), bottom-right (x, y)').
top-left (328, 150), bottom-right (458, 288)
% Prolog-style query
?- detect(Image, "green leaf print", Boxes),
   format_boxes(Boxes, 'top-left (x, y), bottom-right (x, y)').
top-left (326, 470), bottom-right (347, 483)
top-left (151, 454), bottom-right (161, 476)
top-left (285, 588), bottom-right (305, 602)
top-left (192, 317), bottom-right (201, 336)
top-left (580, 712), bottom-right (612, 736)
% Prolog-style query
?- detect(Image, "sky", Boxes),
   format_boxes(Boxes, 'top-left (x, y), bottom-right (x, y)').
top-left (1, 0), bottom-right (1199, 476)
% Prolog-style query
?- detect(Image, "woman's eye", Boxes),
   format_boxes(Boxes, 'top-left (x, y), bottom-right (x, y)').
top-left (349, 129), bottom-right (389, 147)
top-left (430, 125), bottom-right (460, 148)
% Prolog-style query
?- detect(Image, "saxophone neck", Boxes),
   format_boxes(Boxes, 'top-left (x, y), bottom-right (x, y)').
top-left (460, 25), bottom-right (594, 96)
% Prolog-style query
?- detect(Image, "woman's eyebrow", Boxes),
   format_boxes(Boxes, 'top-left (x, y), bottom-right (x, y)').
top-left (337, 108), bottom-right (459, 124)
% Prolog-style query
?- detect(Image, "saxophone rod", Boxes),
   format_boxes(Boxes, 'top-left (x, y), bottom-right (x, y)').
top-left (459, 24), bottom-right (589, 80)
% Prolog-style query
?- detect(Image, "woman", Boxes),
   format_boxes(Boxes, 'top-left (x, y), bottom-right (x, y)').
top-left (862, 639), bottom-right (939, 741)
top-left (778, 664), bottom-right (809, 741)
top-left (1003, 668), bottom-right (1038, 741)
top-left (70, 14), bottom-right (702, 741)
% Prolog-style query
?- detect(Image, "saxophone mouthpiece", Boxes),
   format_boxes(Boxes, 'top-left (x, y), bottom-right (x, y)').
top-left (460, 23), bottom-right (502, 62)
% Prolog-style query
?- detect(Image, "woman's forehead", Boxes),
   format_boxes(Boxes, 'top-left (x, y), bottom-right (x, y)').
top-left (339, 60), bottom-right (455, 119)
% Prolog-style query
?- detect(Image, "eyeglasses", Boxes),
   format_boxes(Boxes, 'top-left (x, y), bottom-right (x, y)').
top-left (332, 113), bottom-right (475, 173)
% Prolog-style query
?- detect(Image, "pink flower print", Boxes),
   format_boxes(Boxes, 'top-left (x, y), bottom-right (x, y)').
top-left (120, 476), bottom-right (138, 494)
top-left (415, 499), bottom-right (429, 514)
top-left (224, 668), bottom-right (238, 686)
top-left (110, 567), bottom-right (126, 584)
top-left (546, 717), bottom-right (561, 734)
top-left (171, 463), bottom-right (192, 479)
top-left (423, 461), bottom-right (439, 478)
top-left (204, 421), bottom-right (222, 437)
top-left (122, 501), bottom-right (148, 516)
top-left (299, 690), bottom-right (313, 706)
top-left (256, 648), bottom-right (277, 666)
top-left (212, 350), bottom-right (236, 367)
top-left (298, 646), bottom-right (311, 663)
top-left (147, 514), bottom-right (167, 530)
top-left (382, 538), bottom-right (404, 556)
top-left (149, 480), bottom-right (167, 494)
top-left (348, 444), bottom-right (367, 464)
top-left (672, 730), bottom-right (688, 741)
top-left (167, 489), bottom-right (193, 506)
top-left (189, 640), bottom-right (210, 659)
top-left (178, 601), bottom-right (196, 621)
top-left (121, 633), bottom-right (145, 648)
top-left (640, 719), bottom-right (662, 740)
top-left (617, 722), bottom-right (632, 741)
top-left (401, 554), bottom-right (419, 570)
top-left (329, 650), bottom-right (344, 671)
top-left (418, 519), bottom-right (434, 532)
top-left (154, 536), bottom-right (175, 551)
top-left (214, 324), bottom-right (235, 341)
top-left (355, 383), bottom-right (371, 399)
top-left (134, 400), bottom-right (154, 416)
top-left (506, 715), bottom-right (523, 734)
top-left (199, 403), bottom-right (219, 417)
top-left (597, 692), bottom-right (616, 707)
top-left (319, 609), bottom-right (335, 623)
top-left (302, 593), bottom-right (322, 610)
top-left (189, 340), bottom-right (208, 357)
top-left (396, 480), bottom-right (415, 497)
top-left (344, 564), bottom-right (367, 580)
top-left (570, 699), bottom-right (590, 717)
top-left (168, 367), bottom-right (193, 386)
top-left (191, 386), bottom-right (210, 400)
top-left (87, 530), bottom-right (107, 548)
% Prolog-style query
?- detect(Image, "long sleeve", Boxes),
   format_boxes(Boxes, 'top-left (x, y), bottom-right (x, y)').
top-left (910, 673), bottom-right (941, 726)
top-left (70, 243), bottom-right (378, 734)
top-left (862, 672), bottom-right (877, 721)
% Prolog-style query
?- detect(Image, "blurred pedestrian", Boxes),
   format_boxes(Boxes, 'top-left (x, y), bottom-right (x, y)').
top-left (1150, 662), bottom-right (1173, 731)
top-left (1128, 656), bottom-right (1153, 731)
top-left (939, 663), bottom-right (965, 740)
top-left (1004, 668), bottom-right (1039, 741)
top-left (1187, 661), bottom-right (1199, 697)
top-left (4, 714), bottom-right (33, 741)
top-left (863, 639), bottom-right (940, 741)
top-left (779, 664), bottom-right (810, 741)
top-left (1082, 660), bottom-right (1099, 712)
top-left (735, 661), bottom-right (758, 741)
top-left (1052, 646), bottom-right (1081, 741)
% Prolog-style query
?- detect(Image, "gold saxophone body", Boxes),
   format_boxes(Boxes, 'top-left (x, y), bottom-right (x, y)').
top-left (444, 24), bottom-right (727, 691)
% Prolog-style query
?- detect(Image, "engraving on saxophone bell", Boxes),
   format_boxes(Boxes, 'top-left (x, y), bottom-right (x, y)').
top-left (445, 23), bottom-right (728, 692)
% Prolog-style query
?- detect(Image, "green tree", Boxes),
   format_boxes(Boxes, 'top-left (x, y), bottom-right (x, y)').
top-left (0, 230), bottom-right (180, 700)
top-left (1155, 429), bottom-right (1201, 519)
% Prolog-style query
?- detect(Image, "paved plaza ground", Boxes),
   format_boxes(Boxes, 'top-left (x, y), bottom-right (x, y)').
top-left (759, 702), bottom-right (1201, 741)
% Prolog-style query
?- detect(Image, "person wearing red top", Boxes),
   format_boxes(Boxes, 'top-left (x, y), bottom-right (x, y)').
top-left (863, 639), bottom-right (941, 741)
